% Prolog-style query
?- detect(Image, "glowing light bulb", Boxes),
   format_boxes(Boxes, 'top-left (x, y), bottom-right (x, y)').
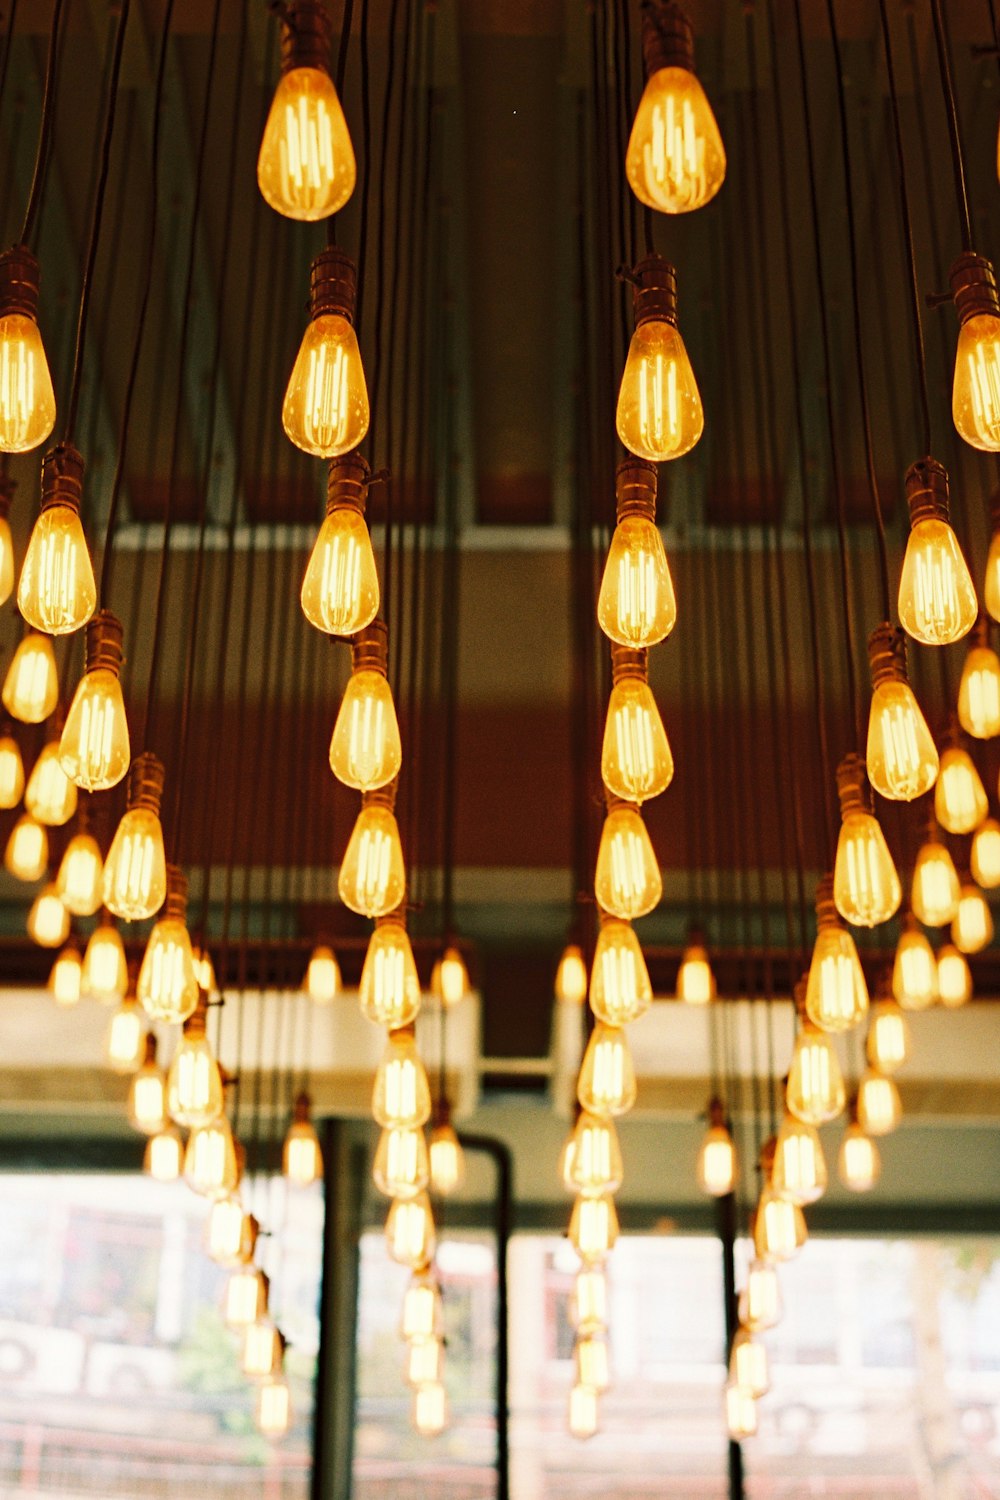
top-left (950, 252), bottom-right (1000, 450)
top-left (18, 444), bottom-right (96, 635)
top-left (577, 1022), bottom-right (637, 1117)
top-left (892, 920), bottom-right (937, 1011)
top-left (138, 865), bottom-right (199, 1024)
top-left (429, 1117), bottom-right (465, 1197)
top-left (737, 1260), bottom-right (781, 1333)
top-left (616, 256), bottom-right (702, 461)
top-left (589, 912), bottom-right (652, 1025)
top-left (832, 753), bottom-right (901, 927)
top-left (337, 788), bottom-right (406, 919)
top-left (866, 999), bottom-right (910, 1074)
top-left (0, 731), bottom-right (24, 807)
top-left (102, 753), bottom-right (167, 921)
top-left (372, 1028), bottom-right (432, 1129)
top-left (373, 1124), bottom-right (430, 1199)
top-left (128, 1034), bottom-right (166, 1134)
top-left (566, 1111), bottom-right (623, 1197)
top-left (987, 514), bottom-right (1000, 621)
top-left (866, 624), bottom-right (938, 801)
top-left (106, 991), bottom-right (145, 1073)
top-left (0, 246), bottom-right (56, 452)
top-left (897, 459), bottom-right (977, 645)
top-left (937, 943), bottom-right (973, 1007)
top-left (185, 1115), bottom-right (240, 1200)
top-left (597, 459), bottom-right (675, 648)
top-left (555, 943), bottom-right (588, 1005)
top-left (226, 1266), bottom-right (269, 1329)
top-left (677, 928), bottom-right (716, 1003)
top-left (406, 1333), bottom-right (444, 1388)
top-left (771, 1115), bottom-right (827, 1206)
top-left (283, 1092), bottom-right (323, 1187)
top-left (959, 642), bottom-right (1000, 739)
top-left (437, 946), bottom-right (469, 1007)
top-left (786, 1016), bottom-right (846, 1125)
top-left (56, 827), bottom-right (103, 917)
top-left (570, 1269), bottom-right (608, 1337)
top-left (838, 1121), bottom-right (880, 1192)
top-left (385, 1191), bottom-right (436, 1268)
top-left (753, 1181), bottom-right (807, 1263)
top-left (575, 1334), bottom-right (610, 1394)
top-left (27, 881), bottom-right (68, 947)
top-left (256, 1377), bottom-right (291, 1439)
top-left (934, 744), bottom-right (988, 836)
top-left (402, 1270), bottom-right (442, 1342)
top-left (359, 912), bottom-right (421, 1028)
top-left (805, 877), bottom-right (868, 1032)
top-left (413, 1380), bottom-right (448, 1438)
top-left (726, 1382), bottom-right (757, 1441)
top-left (284, 251), bottom-right (368, 458)
top-left (244, 1322), bottom-right (284, 1382)
top-left (5, 812), bottom-right (47, 881)
top-left (329, 618), bottom-right (400, 789)
top-left (82, 918), bottom-right (127, 1002)
top-left (25, 736), bottom-right (77, 824)
top-left (0, 480), bottom-right (13, 604)
top-left (192, 946), bottom-right (215, 995)
top-left (625, 1), bottom-right (724, 210)
top-left (972, 818), bottom-right (1000, 888)
top-left (730, 1327), bottom-right (769, 1399)
top-left (594, 797), bottom-right (661, 920)
top-left (167, 1005), bottom-right (224, 1128)
top-left (568, 1382), bottom-right (599, 1440)
top-left (2, 631), bottom-right (57, 724)
top-left (952, 881), bottom-right (994, 954)
top-left (568, 1192), bottom-right (619, 1265)
top-left (59, 610), bottom-right (130, 791)
top-left (856, 1068), bottom-right (902, 1136)
top-left (48, 941), bottom-right (82, 1006)
top-left (305, 942), bottom-right (339, 1003)
top-left (206, 1198), bottom-right (259, 1268)
top-left (697, 1101), bottom-right (737, 1196)
top-left (912, 834), bottom-right (961, 926)
top-left (601, 644), bottom-right (673, 803)
top-left (144, 1126), bottom-right (183, 1183)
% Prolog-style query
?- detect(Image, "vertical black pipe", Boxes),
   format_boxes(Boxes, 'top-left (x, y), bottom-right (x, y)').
top-left (717, 1189), bottom-right (745, 1500)
top-left (458, 1132), bottom-right (513, 1500)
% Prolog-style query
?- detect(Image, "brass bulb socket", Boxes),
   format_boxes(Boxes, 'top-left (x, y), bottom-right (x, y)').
top-left (950, 251), bottom-right (1000, 326)
top-left (363, 778), bottom-right (397, 812)
top-left (0, 473), bottom-right (16, 520)
top-left (758, 1135), bottom-right (777, 1176)
top-left (374, 908), bottom-right (405, 931)
top-left (631, 254), bottom-right (679, 330)
top-left (641, 0), bottom-right (695, 76)
top-left (793, 974), bottom-right (807, 1016)
top-left (868, 621), bottom-right (907, 688)
top-left (389, 1021), bottom-right (416, 1041)
top-left (874, 967), bottom-right (893, 1003)
top-left (127, 751), bottom-right (165, 814)
top-left (706, 1095), bottom-right (726, 1129)
top-left (39, 443), bottom-right (84, 515)
top-left (309, 247), bottom-right (358, 323)
top-left (604, 790), bottom-right (639, 816)
top-left (0, 244), bottom-right (40, 320)
top-left (814, 871), bottom-right (838, 929)
top-left (164, 864), bottom-right (188, 922)
top-left (351, 618), bottom-right (389, 676)
top-left (183, 1003), bottom-right (208, 1040)
top-left (279, 0), bottom-right (332, 75)
top-left (75, 791), bottom-right (93, 834)
top-left (835, 752), bottom-right (870, 817)
top-left (84, 610), bottom-right (124, 677)
top-left (973, 613), bottom-right (990, 649)
top-left (615, 457), bottom-right (658, 523)
top-left (940, 714), bottom-right (962, 751)
top-left (141, 1032), bottom-right (158, 1067)
top-left (434, 1094), bottom-right (452, 1128)
top-left (904, 457), bottom-right (950, 528)
top-left (325, 451), bottom-right (370, 515)
top-left (126, 959), bottom-right (140, 998)
top-left (610, 643), bottom-right (648, 684)
top-left (293, 1090), bottom-right (312, 1122)
top-left (234, 1140), bottom-right (247, 1188)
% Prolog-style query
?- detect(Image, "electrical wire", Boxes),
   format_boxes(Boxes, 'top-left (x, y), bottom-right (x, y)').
top-left (930, 0), bottom-right (975, 252)
top-left (18, 0), bottom-right (64, 250)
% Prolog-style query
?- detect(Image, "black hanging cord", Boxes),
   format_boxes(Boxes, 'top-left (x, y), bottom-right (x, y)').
top-left (367, 0), bottom-right (402, 448)
top-left (0, 0), bottom-right (19, 116)
top-left (18, 0), bottom-right (64, 250)
top-left (930, 0), bottom-right (974, 252)
top-left (353, 0), bottom-right (372, 326)
top-left (326, 0), bottom-right (356, 247)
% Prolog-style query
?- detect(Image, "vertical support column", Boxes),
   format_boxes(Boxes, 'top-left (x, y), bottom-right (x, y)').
top-left (716, 1189), bottom-right (745, 1500)
top-left (458, 1131), bottom-right (513, 1500)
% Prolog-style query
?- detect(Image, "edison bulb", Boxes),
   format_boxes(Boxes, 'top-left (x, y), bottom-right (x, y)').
top-left (337, 799), bottom-right (406, 918)
top-left (385, 1192), bottom-right (436, 1269)
top-left (56, 830), bottom-right (103, 916)
top-left (953, 313), bottom-right (1000, 450)
top-left (139, 902), bottom-right (199, 1024)
top-left (738, 1260), bottom-right (781, 1333)
top-left (0, 733), bottom-right (24, 807)
top-left (258, 64), bottom-right (354, 220)
top-left (49, 942), bottom-right (82, 1006)
top-left (206, 1198), bottom-right (258, 1268)
top-left (937, 943), bottom-right (973, 1007)
top-left (284, 1096), bottom-right (323, 1187)
top-left (301, 504), bottom-right (379, 633)
top-left (330, 668), bottom-right (401, 791)
top-left (857, 1068), bottom-right (902, 1136)
top-left (866, 1000), bottom-right (910, 1074)
top-left (567, 1112), bottom-right (623, 1197)
top-left (730, 1328), bottom-right (769, 1399)
top-left (589, 916), bottom-right (652, 1025)
top-left (256, 1377), bottom-right (291, 1439)
top-left (959, 645), bottom-right (1000, 738)
top-left (833, 811), bottom-right (901, 928)
top-left (372, 1030), bottom-right (432, 1129)
top-left (625, 66), bottom-right (725, 213)
top-left (570, 1269), bottom-right (608, 1337)
top-left (597, 513), bottom-right (676, 648)
top-left (568, 1382), bottom-right (599, 1440)
top-left (128, 1039), bottom-right (165, 1134)
top-left (429, 1121), bottom-right (465, 1197)
top-left (0, 311), bottom-right (56, 451)
top-left (838, 1122), bottom-right (880, 1192)
top-left (3, 632), bottom-right (57, 723)
top-left (103, 766), bottom-right (168, 921)
top-left (786, 1024), bottom-right (845, 1125)
top-left (952, 882), bottom-right (994, 954)
top-left (753, 1185), bottom-right (807, 1263)
top-left (912, 837), bottom-right (961, 926)
top-left (678, 936), bottom-right (716, 1003)
top-left (897, 518), bottom-right (977, 646)
top-left (577, 1022), bottom-right (637, 1117)
top-left (106, 995), bottom-right (145, 1073)
top-left (892, 924), bottom-right (938, 1011)
top-left (568, 1192), bottom-right (619, 1264)
top-left (0, 506), bottom-right (12, 603)
top-left (305, 943), bottom-right (339, 1003)
top-left (972, 821), bottom-right (1000, 893)
top-left (5, 812), bottom-right (47, 881)
top-left (244, 1323), bottom-right (284, 1382)
top-left (617, 320), bottom-right (703, 462)
top-left (17, 503), bottom-right (97, 636)
top-left (866, 679), bottom-right (938, 801)
top-left (59, 669), bottom-right (130, 791)
top-left (555, 943), bottom-right (588, 1005)
top-left (438, 946), bottom-right (469, 1007)
top-left (225, 1266), bottom-right (269, 1328)
top-left (284, 314), bottom-right (369, 458)
top-left (167, 1012), bottom-right (224, 1128)
top-left (935, 746), bottom-right (988, 835)
top-left (726, 1382), bottom-right (757, 1441)
top-left (405, 1333), bottom-right (444, 1389)
top-left (186, 1116), bottom-right (240, 1199)
top-left (144, 1126), bottom-right (183, 1183)
top-left (373, 1124), bottom-right (430, 1199)
top-left (359, 915), bottom-right (421, 1028)
top-left (771, 1116), bottom-right (827, 1206)
top-left (594, 801), bottom-right (661, 920)
top-left (601, 676), bottom-right (673, 804)
top-left (987, 528), bottom-right (1000, 621)
top-left (402, 1270), bottom-right (442, 1342)
top-left (413, 1381), bottom-right (448, 1438)
top-left (697, 1120), bottom-right (737, 1197)
top-left (805, 922), bottom-right (868, 1033)
top-left (82, 920), bottom-right (127, 1002)
top-left (575, 1335), bottom-right (610, 1394)
top-left (27, 882), bottom-right (69, 947)
top-left (25, 740), bottom-right (77, 824)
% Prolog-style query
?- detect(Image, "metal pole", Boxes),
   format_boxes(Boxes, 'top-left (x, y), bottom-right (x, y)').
top-left (457, 1131), bottom-right (513, 1500)
top-left (717, 1188), bottom-right (745, 1500)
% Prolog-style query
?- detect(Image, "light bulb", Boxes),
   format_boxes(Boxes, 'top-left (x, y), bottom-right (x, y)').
top-left (167, 1005), bottom-right (224, 1128)
top-left (359, 912), bottom-right (421, 1028)
top-left (972, 817), bottom-right (1000, 887)
top-left (677, 929), bottom-right (716, 1004)
top-left (102, 752), bottom-right (167, 921)
top-left (568, 1192), bottom-right (619, 1265)
top-left (138, 865), bottom-right (199, 1024)
top-left (856, 1068), bottom-right (902, 1136)
top-left (737, 1260), bottom-right (781, 1333)
top-left (625, 6), bottom-right (724, 212)
top-left (206, 1198), bottom-right (259, 1268)
top-left (0, 246), bottom-right (56, 452)
top-left (730, 1327), bottom-right (769, 1399)
top-left (284, 251), bottom-right (369, 458)
top-left (616, 256), bottom-right (703, 461)
top-left (5, 812), bottom-right (47, 881)
top-left (805, 877), bottom-right (868, 1033)
top-left (937, 943), bottom-right (973, 1007)
top-left (2, 631), bottom-right (57, 723)
top-left (413, 1380), bottom-right (448, 1438)
top-left (192, 945), bottom-right (215, 994)
top-left (952, 881), bottom-right (994, 954)
top-left (0, 731), bottom-right (24, 807)
top-left (697, 1102), bottom-right (737, 1197)
top-left (597, 459), bottom-right (676, 648)
top-left (568, 1382), bottom-right (599, 1440)
top-left (18, 444), bottom-right (96, 635)
top-left (25, 736), bottom-right (77, 824)
top-left (589, 912), bottom-right (652, 1025)
top-left (987, 516), bottom-right (1000, 621)
top-left (911, 835), bottom-right (961, 925)
top-left (256, 1377), bottom-right (291, 1440)
top-left (385, 1191), bottom-right (436, 1269)
top-left (185, 1115), bottom-right (240, 1200)
top-left (594, 797), bottom-right (662, 920)
top-left (337, 788), bottom-right (406, 919)
top-left (0, 480), bottom-right (13, 604)
top-left (372, 1028), bottom-right (432, 1129)
top-left (865, 624), bottom-right (938, 801)
top-left (936, 743), bottom-right (990, 835)
top-left (329, 618), bottom-right (400, 789)
top-left (570, 1268), bottom-right (608, 1337)
top-left (305, 942), bottom-right (339, 1003)
top-left (950, 252), bottom-right (1000, 450)
top-left (866, 999), bottom-right (910, 1074)
top-left (771, 1115), bottom-right (827, 1206)
top-left (257, 0), bottom-right (355, 222)
top-left (438, 945), bottom-right (469, 1007)
top-left (566, 1112), bottom-right (623, 1197)
top-left (48, 941), bottom-right (82, 1006)
top-left (574, 1334), bottom-right (610, 1394)
top-left (144, 1126), bottom-right (183, 1183)
top-left (56, 828), bottom-right (103, 917)
top-left (283, 1092), bottom-right (323, 1187)
top-left (302, 496), bottom-right (379, 637)
top-left (373, 1124), bottom-right (430, 1199)
top-left (555, 943), bottom-right (588, 1005)
top-left (243, 1322), bottom-right (284, 1382)
top-left (82, 918), bottom-right (127, 1002)
top-left (27, 882), bottom-right (68, 947)
top-left (892, 918), bottom-right (938, 1010)
top-left (106, 992), bottom-right (145, 1073)
top-left (753, 1181), bottom-right (807, 1263)
top-left (726, 1382), bottom-right (758, 1441)
top-left (128, 1034), bottom-right (166, 1134)
top-left (577, 1022), bottom-right (637, 1118)
top-left (429, 1119), bottom-right (465, 1197)
top-left (786, 1016), bottom-right (846, 1125)
top-left (601, 644), bottom-right (673, 803)
top-left (402, 1270), bottom-right (442, 1342)
top-left (897, 459), bottom-right (977, 645)
top-left (59, 610), bottom-right (130, 791)
top-left (959, 642), bottom-right (1000, 739)
top-left (832, 753), bottom-right (901, 927)
top-left (838, 1121), bottom-right (880, 1192)
top-left (225, 1266), bottom-right (269, 1329)
top-left (406, 1334), bottom-right (444, 1388)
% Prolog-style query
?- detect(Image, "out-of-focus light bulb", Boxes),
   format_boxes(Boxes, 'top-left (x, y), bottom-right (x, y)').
top-left (144, 1125), bottom-right (184, 1183)
top-left (373, 1124), bottom-right (430, 1199)
top-left (437, 945), bottom-right (469, 1008)
top-left (555, 942), bottom-right (588, 1005)
top-left (56, 825), bottom-right (103, 917)
top-left (786, 1010), bottom-right (846, 1125)
top-left (128, 1034), bottom-right (166, 1134)
top-left (302, 461), bottom-right (379, 643)
top-left (949, 251), bottom-right (1000, 451)
top-left (568, 1382), bottom-right (599, 1440)
top-left (0, 476), bottom-right (14, 604)
top-left (372, 1027), bottom-right (432, 1129)
top-left (2, 630), bottom-right (57, 724)
top-left (338, 784), bottom-right (406, 919)
top-left (102, 752), bottom-right (167, 921)
top-left (952, 881), bottom-right (994, 953)
top-left (897, 458), bottom-right (977, 645)
top-left (18, 443), bottom-right (96, 635)
top-left (185, 1115), bottom-right (240, 1200)
top-left (697, 1099), bottom-right (737, 1197)
top-left (771, 1114), bottom-right (827, 1206)
top-left (138, 865), bottom-right (199, 1024)
top-left (329, 618), bottom-right (400, 789)
top-left (972, 817), bottom-right (1000, 888)
top-left (838, 1120), bottom-right (880, 1193)
top-left (429, 1116), bottom-right (465, 1197)
top-left (753, 1175), bottom-right (807, 1263)
top-left (82, 917), bottom-right (127, 1003)
top-left (866, 999), bottom-right (910, 1074)
top-left (413, 1380), bottom-right (448, 1438)
top-left (737, 1260), bottom-right (781, 1333)
top-left (805, 875), bottom-right (868, 1032)
top-left (958, 638), bottom-right (1000, 739)
top-left (856, 1067), bottom-right (902, 1136)
top-left (616, 255), bottom-right (703, 462)
top-left (59, 610), bottom-right (130, 791)
top-left (601, 643), bottom-right (673, 803)
top-left (401, 1269), bottom-right (442, 1342)
top-left (0, 246), bottom-right (56, 453)
top-left (206, 1198), bottom-right (258, 1268)
top-left (577, 1022), bottom-right (637, 1118)
top-left (832, 753), bottom-right (901, 927)
top-left (575, 1334), bottom-right (610, 1393)
top-left (937, 943), bottom-right (973, 1007)
top-left (5, 811), bottom-right (47, 881)
top-left (730, 1327), bottom-right (769, 1398)
top-left (25, 733), bottom-right (77, 825)
top-left (589, 911), bottom-right (652, 1025)
top-left (566, 1111), bottom-right (623, 1197)
top-left (106, 988), bottom-right (145, 1073)
top-left (49, 940), bottom-right (82, 1006)
top-left (594, 795), bottom-right (662, 920)
top-left (27, 881), bottom-right (68, 947)
top-left (359, 912), bottom-right (421, 1028)
top-left (284, 250), bottom-right (369, 459)
top-left (305, 942), bottom-right (339, 1003)
top-left (677, 926), bottom-right (716, 1004)
top-left (283, 1092), bottom-right (323, 1187)
top-left (866, 624), bottom-right (939, 801)
top-left (726, 1382), bottom-right (758, 1441)
top-left (243, 1322), bottom-right (284, 1382)
top-left (226, 1265), bottom-right (269, 1329)
top-left (597, 458), bottom-right (675, 648)
top-left (192, 945), bottom-right (215, 995)
top-left (935, 743), bottom-right (988, 835)
top-left (167, 1003), bottom-right (224, 1128)
top-left (568, 1192), bottom-right (619, 1265)
top-left (385, 1191), bottom-right (436, 1269)
top-left (892, 917), bottom-right (938, 1010)
top-left (0, 729), bottom-right (24, 807)
top-left (570, 1268), bottom-right (608, 1337)
top-left (406, 1333), bottom-right (444, 1389)
top-left (986, 502), bottom-right (1000, 621)
top-left (912, 833), bottom-right (961, 926)
top-left (256, 1377), bottom-right (291, 1440)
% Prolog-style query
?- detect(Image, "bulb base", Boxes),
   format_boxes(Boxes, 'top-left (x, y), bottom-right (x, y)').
top-left (351, 618), bottom-right (389, 675)
top-left (141, 1031), bottom-right (158, 1067)
top-left (868, 621), bottom-right (907, 688)
top-left (39, 443), bottom-right (84, 515)
top-left (84, 610), bottom-right (124, 677)
top-left (604, 790), bottom-right (639, 815)
top-left (706, 1094), bottom-right (726, 1129)
top-left (641, 0), bottom-right (695, 77)
top-left (279, 0), bottom-right (332, 74)
top-left (325, 450), bottom-right (370, 515)
top-left (127, 752), bottom-right (165, 814)
top-left (0, 472), bottom-right (15, 520)
top-left (293, 1090), bottom-right (312, 1123)
top-left (614, 456), bottom-right (658, 522)
top-left (904, 457), bottom-right (950, 527)
top-left (950, 251), bottom-right (1000, 326)
top-left (758, 1135), bottom-right (777, 1177)
top-left (835, 752), bottom-right (870, 817)
top-left (165, 864), bottom-right (188, 922)
top-left (183, 1001), bottom-right (208, 1039)
top-left (0, 244), bottom-right (40, 320)
top-left (374, 908), bottom-right (405, 931)
top-left (630, 253), bottom-right (679, 329)
top-left (815, 871), bottom-right (838, 930)
top-left (610, 643), bottom-right (648, 684)
top-left (309, 247), bottom-right (358, 323)
top-left (363, 777), bottom-right (398, 812)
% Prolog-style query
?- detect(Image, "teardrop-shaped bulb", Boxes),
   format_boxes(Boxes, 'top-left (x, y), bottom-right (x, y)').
top-left (866, 678), bottom-right (939, 801)
top-left (953, 312), bottom-right (1000, 450)
top-left (337, 799), bottom-right (406, 918)
top-left (601, 676), bottom-right (673, 803)
top-left (17, 503), bottom-right (96, 636)
top-left (185, 1115), bottom-right (240, 1200)
top-left (958, 645), bottom-right (1000, 738)
top-left (568, 1382), bottom-right (600, 1440)
top-left (106, 996), bottom-right (145, 1073)
top-left (897, 518), bottom-right (977, 646)
top-left (567, 1112), bottom-right (624, 1197)
top-left (49, 942), bottom-right (82, 1007)
top-left (5, 812), bottom-right (47, 881)
top-left (866, 1000), bottom-right (910, 1074)
top-left (785, 1023), bottom-right (845, 1125)
top-left (597, 514), bottom-right (676, 648)
top-left (729, 1327), bottom-right (769, 1399)
top-left (892, 923), bottom-right (938, 1010)
top-left (805, 922), bottom-right (868, 1033)
top-left (753, 1185), bottom-right (807, 1263)
top-left (25, 740), bottom-right (77, 825)
top-left (128, 1042), bottom-right (166, 1134)
top-left (373, 1124), bottom-right (430, 1199)
top-left (568, 1192), bottom-right (619, 1265)
top-left (300, 503), bottom-right (379, 633)
top-left (283, 1105), bottom-right (323, 1188)
top-left (972, 817), bottom-right (1000, 888)
top-left (257, 66), bottom-right (355, 221)
top-left (330, 666), bottom-right (401, 790)
top-left (139, 916), bottom-right (199, 1024)
top-left (911, 838), bottom-right (961, 926)
top-left (935, 745), bottom-right (988, 835)
top-left (2, 632), bottom-right (58, 723)
top-left (986, 528), bottom-right (1000, 622)
top-left (937, 943), bottom-right (973, 1007)
top-left (833, 811), bottom-right (901, 928)
top-left (305, 943), bottom-right (339, 1003)
top-left (429, 1121), bottom-right (465, 1197)
top-left (576, 1022), bottom-right (637, 1118)
top-left (359, 915), bottom-right (421, 1028)
top-left (59, 668), bottom-right (130, 791)
top-left (589, 916), bottom-right (652, 1025)
top-left (0, 732), bottom-right (23, 807)
top-left (697, 1121), bottom-right (737, 1197)
top-left (737, 1260), bottom-right (781, 1333)
top-left (593, 802), bottom-right (661, 920)
top-left (0, 512), bottom-right (13, 604)
top-left (0, 312), bottom-right (56, 452)
top-left (283, 315), bottom-right (370, 458)
top-left (56, 830), bottom-right (103, 916)
top-left (677, 937), bottom-right (716, 1004)
top-left (952, 882), bottom-right (994, 954)
top-left (856, 1068), bottom-right (902, 1137)
top-left (616, 319), bottom-right (703, 462)
top-left (554, 943), bottom-right (588, 1005)
top-left (144, 1126), bottom-right (183, 1183)
top-left (385, 1191), bottom-right (436, 1269)
top-left (167, 1013), bottom-right (224, 1129)
top-left (82, 920), bottom-right (127, 1002)
top-left (372, 1030), bottom-right (432, 1129)
top-left (837, 1122), bottom-right (880, 1192)
top-left (27, 881), bottom-right (69, 947)
top-left (625, 65), bottom-right (726, 213)
top-left (771, 1115), bottom-right (827, 1206)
